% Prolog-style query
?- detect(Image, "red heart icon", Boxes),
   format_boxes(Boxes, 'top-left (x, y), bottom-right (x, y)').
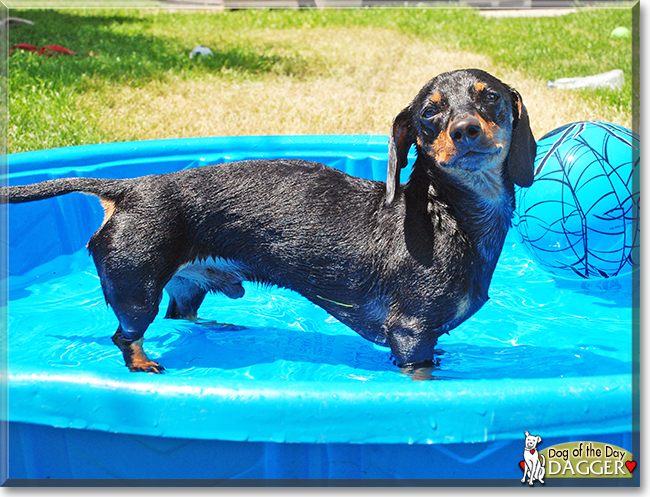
top-left (530, 449), bottom-right (535, 454)
top-left (625, 461), bottom-right (637, 473)
top-left (519, 461), bottom-right (525, 470)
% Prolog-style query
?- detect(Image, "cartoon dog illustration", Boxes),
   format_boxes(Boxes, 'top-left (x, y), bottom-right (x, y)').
top-left (521, 431), bottom-right (545, 485)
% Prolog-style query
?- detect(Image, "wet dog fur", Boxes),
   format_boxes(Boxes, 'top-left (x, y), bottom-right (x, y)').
top-left (1, 69), bottom-right (536, 373)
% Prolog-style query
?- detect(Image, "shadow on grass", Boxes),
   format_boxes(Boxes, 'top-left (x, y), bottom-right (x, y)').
top-left (8, 10), bottom-right (313, 89)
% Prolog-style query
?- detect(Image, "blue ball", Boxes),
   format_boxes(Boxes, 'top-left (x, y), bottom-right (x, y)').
top-left (514, 121), bottom-right (640, 279)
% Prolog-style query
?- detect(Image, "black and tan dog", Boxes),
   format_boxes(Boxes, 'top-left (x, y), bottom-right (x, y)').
top-left (1, 69), bottom-right (536, 373)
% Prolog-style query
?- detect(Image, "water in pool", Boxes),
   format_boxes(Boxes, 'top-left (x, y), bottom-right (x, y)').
top-left (6, 231), bottom-right (633, 382)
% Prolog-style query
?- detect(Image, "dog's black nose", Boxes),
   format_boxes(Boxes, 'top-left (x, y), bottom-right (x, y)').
top-left (449, 116), bottom-right (482, 142)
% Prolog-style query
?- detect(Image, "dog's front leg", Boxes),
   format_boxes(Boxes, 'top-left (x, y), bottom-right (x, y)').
top-left (529, 464), bottom-right (537, 485)
top-left (521, 462), bottom-right (531, 484)
top-left (383, 315), bottom-right (437, 369)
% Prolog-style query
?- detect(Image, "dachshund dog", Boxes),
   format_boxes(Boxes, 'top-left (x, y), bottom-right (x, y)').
top-left (1, 69), bottom-right (536, 373)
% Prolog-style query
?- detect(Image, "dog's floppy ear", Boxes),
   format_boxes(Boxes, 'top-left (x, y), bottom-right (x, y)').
top-left (506, 89), bottom-right (536, 188)
top-left (536, 435), bottom-right (542, 445)
top-left (386, 108), bottom-right (414, 206)
top-left (524, 431), bottom-right (530, 437)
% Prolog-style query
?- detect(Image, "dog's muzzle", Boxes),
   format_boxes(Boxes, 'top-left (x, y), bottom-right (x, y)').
top-left (449, 116), bottom-right (482, 144)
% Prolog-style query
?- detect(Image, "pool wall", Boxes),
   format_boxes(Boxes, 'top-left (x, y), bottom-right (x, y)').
top-left (6, 422), bottom-right (633, 482)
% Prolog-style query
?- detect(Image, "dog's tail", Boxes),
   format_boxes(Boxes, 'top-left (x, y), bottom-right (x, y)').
top-left (0, 177), bottom-right (128, 204)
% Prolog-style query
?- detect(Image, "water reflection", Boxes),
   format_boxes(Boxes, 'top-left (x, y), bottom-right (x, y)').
top-left (6, 244), bottom-right (635, 383)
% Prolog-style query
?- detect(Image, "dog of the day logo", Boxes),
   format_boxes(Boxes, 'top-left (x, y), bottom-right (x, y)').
top-left (520, 431), bottom-right (545, 485)
top-left (519, 431), bottom-right (636, 483)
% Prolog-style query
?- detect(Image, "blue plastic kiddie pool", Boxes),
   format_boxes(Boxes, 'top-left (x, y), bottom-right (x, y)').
top-left (0, 135), bottom-right (636, 483)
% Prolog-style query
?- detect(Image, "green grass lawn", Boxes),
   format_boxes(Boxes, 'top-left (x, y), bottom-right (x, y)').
top-left (5, 5), bottom-right (635, 153)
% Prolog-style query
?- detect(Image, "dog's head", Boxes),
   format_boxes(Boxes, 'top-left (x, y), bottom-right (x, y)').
top-left (386, 69), bottom-right (536, 204)
top-left (524, 431), bottom-right (542, 450)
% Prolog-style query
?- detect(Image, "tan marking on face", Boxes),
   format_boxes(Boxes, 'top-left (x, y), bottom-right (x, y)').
top-left (100, 198), bottom-right (116, 227)
top-left (474, 81), bottom-right (486, 92)
top-left (430, 92), bottom-right (442, 103)
top-left (474, 112), bottom-right (511, 153)
top-left (430, 129), bottom-right (456, 165)
top-left (475, 112), bottom-right (495, 140)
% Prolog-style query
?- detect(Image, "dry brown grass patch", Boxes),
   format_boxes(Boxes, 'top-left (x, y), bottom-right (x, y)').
top-left (81, 27), bottom-right (631, 144)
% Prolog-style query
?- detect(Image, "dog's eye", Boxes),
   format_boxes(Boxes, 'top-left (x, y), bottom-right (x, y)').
top-left (485, 91), bottom-right (500, 103)
top-left (422, 106), bottom-right (438, 119)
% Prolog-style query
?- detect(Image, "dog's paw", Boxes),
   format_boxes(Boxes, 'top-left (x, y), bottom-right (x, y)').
top-left (128, 360), bottom-right (165, 374)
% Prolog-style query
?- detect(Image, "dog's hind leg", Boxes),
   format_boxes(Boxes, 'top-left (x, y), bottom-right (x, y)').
top-left (163, 263), bottom-right (246, 321)
top-left (164, 276), bottom-right (208, 321)
top-left (91, 251), bottom-right (169, 373)
top-left (538, 457), bottom-right (545, 484)
top-left (106, 284), bottom-right (165, 373)
top-left (112, 326), bottom-right (164, 374)
top-left (88, 210), bottom-right (186, 372)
